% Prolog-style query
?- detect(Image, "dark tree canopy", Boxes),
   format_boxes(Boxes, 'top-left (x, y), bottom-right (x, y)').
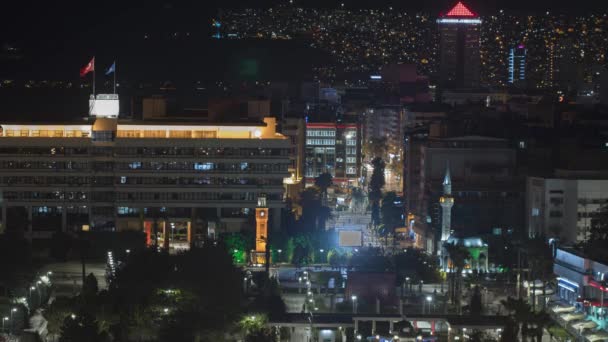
top-left (369, 157), bottom-right (386, 226)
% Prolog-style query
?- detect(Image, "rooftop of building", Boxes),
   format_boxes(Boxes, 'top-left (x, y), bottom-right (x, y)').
top-left (0, 117), bottom-right (268, 126)
top-left (0, 117), bottom-right (286, 139)
top-left (557, 246), bottom-right (608, 266)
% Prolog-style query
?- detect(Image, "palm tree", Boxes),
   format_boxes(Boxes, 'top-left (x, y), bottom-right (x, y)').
top-left (315, 172), bottom-right (333, 205)
top-left (369, 157), bottom-right (385, 227)
top-left (529, 310), bottom-right (551, 342)
top-left (444, 242), bottom-right (470, 314)
top-left (526, 237), bottom-right (553, 311)
top-left (351, 187), bottom-right (365, 213)
top-left (299, 187), bottom-right (322, 231)
top-left (501, 296), bottom-right (531, 340)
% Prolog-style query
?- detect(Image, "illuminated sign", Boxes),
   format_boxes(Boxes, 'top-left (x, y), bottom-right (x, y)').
top-left (437, 18), bottom-right (482, 24)
top-left (89, 94), bottom-right (119, 117)
top-left (445, 2), bottom-right (476, 17)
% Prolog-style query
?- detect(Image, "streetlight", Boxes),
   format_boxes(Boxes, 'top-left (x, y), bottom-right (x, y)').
top-left (2, 317), bottom-right (8, 333)
top-left (298, 277), bottom-right (303, 294)
top-left (405, 277), bottom-right (410, 294)
top-left (70, 314), bottom-right (76, 320)
top-left (29, 286), bottom-right (35, 303)
top-left (10, 308), bottom-right (17, 334)
top-left (352, 295), bottom-right (358, 313)
top-left (163, 308), bottom-right (169, 314)
top-left (426, 296), bottom-right (433, 314)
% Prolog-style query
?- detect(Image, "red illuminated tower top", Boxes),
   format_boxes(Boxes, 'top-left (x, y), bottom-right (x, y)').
top-left (443, 2), bottom-right (477, 18)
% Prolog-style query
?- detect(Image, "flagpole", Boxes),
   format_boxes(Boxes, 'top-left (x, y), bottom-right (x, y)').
top-left (93, 59), bottom-right (96, 96)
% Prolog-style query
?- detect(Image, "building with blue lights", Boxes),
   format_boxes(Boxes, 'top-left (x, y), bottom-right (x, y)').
top-left (553, 247), bottom-right (608, 332)
top-left (508, 45), bottom-right (527, 87)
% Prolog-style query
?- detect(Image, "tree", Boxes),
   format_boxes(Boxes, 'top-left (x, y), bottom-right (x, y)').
top-left (526, 237), bottom-right (553, 311)
top-left (250, 277), bottom-right (286, 320)
top-left (381, 191), bottom-right (403, 247)
top-left (299, 187), bottom-right (323, 231)
top-left (444, 242), bottom-right (470, 314)
top-left (501, 297), bottom-right (531, 339)
top-left (394, 250), bottom-right (441, 285)
top-left (59, 311), bottom-right (102, 342)
top-left (222, 232), bottom-right (253, 264)
top-left (469, 285), bottom-right (483, 317)
top-left (111, 243), bottom-right (244, 339)
top-left (83, 273), bottom-right (99, 301)
top-left (500, 318), bottom-right (518, 342)
top-left (365, 137), bottom-right (388, 159)
top-left (529, 311), bottom-right (551, 342)
top-left (351, 187), bottom-right (366, 212)
top-left (315, 172), bottom-right (333, 202)
top-left (44, 297), bottom-right (75, 342)
top-left (369, 157), bottom-right (386, 226)
top-left (239, 314), bottom-right (270, 341)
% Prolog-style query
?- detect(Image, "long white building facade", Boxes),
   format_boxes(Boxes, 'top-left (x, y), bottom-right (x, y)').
top-left (526, 176), bottom-right (608, 244)
top-left (0, 117), bottom-right (290, 245)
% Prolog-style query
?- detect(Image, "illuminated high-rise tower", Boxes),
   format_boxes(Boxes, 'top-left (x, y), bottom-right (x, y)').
top-left (437, 2), bottom-right (481, 89)
top-left (509, 44), bottom-right (527, 87)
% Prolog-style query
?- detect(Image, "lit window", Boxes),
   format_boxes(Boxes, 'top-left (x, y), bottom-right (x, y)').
top-left (128, 162), bottom-right (142, 169)
top-left (194, 162), bottom-right (214, 171)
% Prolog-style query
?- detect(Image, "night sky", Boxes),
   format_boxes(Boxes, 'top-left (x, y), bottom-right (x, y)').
top-left (0, 0), bottom-right (604, 80)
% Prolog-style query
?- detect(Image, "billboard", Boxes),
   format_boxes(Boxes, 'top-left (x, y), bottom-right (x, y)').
top-left (339, 230), bottom-right (362, 247)
top-left (89, 94), bottom-right (119, 117)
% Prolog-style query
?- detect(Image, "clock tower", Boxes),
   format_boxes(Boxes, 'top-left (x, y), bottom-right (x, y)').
top-left (252, 195), bottom-right (269, 265)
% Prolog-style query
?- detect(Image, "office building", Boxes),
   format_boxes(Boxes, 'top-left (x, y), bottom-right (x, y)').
top-left (281, 117), bottom-right (306, 198)
top-left (305, 123), bottom-right (361, 187)
top-left (553, 247), bottom-right (608, 332)
top-left (363, 106), bottom-right (402, 156)
top-left (0, 116), bottom-right (290, 246)
top-left (437, 2), bottom-right (482, 89)
top-left (509, 44), bottom-right (527, 87)
top-left (526, 177), bottom-right (608, 244)
top-left (419, 136), bottom-right (522, 237)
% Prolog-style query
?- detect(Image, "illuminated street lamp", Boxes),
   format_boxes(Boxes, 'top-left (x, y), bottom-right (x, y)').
top-left (2, 317), bottom-right (8, 333)
top-left (9, 308), bottom-right (17, 333)
top-left (352, 295), bottom-right (358, 313)
top-left (425, 296), bottom-right (433, 314)
top-left (70, 314), bottom-right (76, 320)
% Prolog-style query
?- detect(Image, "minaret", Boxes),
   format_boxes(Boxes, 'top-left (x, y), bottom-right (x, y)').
top-left (439, 163), bottom-right (454, 241)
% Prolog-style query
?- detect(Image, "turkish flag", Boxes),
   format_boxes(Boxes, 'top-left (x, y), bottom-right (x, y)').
top-left (80, 57), bottom-right (95, 77)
